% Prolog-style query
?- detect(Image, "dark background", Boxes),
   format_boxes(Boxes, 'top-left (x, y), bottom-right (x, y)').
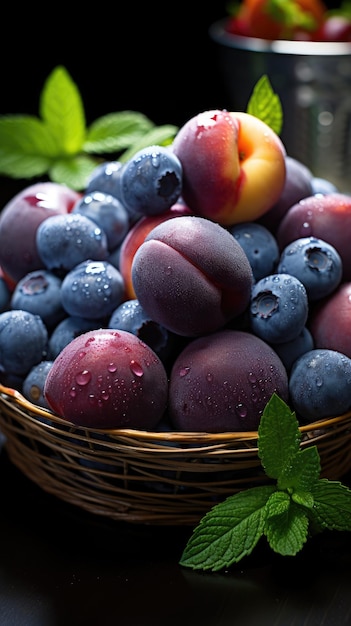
top-left (0, 1), bottom-right (343, 127)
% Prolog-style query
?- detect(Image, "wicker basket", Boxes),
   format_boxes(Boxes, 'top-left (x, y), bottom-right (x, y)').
top-left (0, 382), bottom-right (351, 526)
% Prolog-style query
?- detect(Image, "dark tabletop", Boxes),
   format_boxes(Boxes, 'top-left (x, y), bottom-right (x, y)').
top-left (0, 447), bottom-right (350, 626)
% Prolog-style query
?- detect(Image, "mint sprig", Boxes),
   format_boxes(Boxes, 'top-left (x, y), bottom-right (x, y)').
top-left (247, 75), bottom-right (283, 136)
top-left (179, 394), bottom-right (351, 571)
top-left (0, 66), bottom-right (178, 191)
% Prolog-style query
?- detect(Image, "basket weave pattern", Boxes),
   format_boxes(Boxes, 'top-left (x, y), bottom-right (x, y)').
top-left (0, 383), bottom-right (351, 525)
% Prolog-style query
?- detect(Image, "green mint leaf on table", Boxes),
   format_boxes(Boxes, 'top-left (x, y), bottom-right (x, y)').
top-left (0, 65), bottom-right (178, 190)
top-left (247, 75), bottom-right (283, 136)
top-left (179, 393), bottom-right (351, 571)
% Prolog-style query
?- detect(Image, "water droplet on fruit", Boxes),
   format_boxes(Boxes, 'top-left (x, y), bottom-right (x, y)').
top-left (300, 222), bottom-right (312, 237)
top-left (235, 403), bottom-right (247, 419)
top-left (165, 266), bottom-right (172, 275)
top-left (248, 372), bottom-right (256, 384)
top-left (130, 360), bottom-right (143, 377)
top-left (108, 362), bottom-right (117, 373)
top-left (179, 366), bottom-right (190, 377)
top-left (76, 370), bottom-right (92, 386)
top-left (206, 373), bottom-right (213, 382)
top-left (69, 387), bottom-right (77, 398)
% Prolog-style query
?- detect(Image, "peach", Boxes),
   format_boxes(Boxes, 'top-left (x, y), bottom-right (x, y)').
top-left (172, 109), bottom-right (286, 226)
top-left (119, 200), bottom-right (191, 300)
top-left (131, 215), bottom-right (254, 337)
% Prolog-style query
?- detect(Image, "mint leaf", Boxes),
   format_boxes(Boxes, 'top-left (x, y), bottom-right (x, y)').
top-left (0, 65), bottom-right (178, 190)
top-left (258, 393), bottom-right (301, 480)
top-left (179, 485), bottom-right (275, 571)
top-left (278, 445), bottom-right (321, 493)
top-left (40, 65), bottom-right (86, 155)
top-left (310, 479), bottom-right (351, 532)
top-left (264, 499), bottom-right (309, 556)
top-left (49, 155), bottom-right (99, 191)
top-left (179, 394), bottom-right (351, 571)
top-left (247, 75), bottom-right (283, 136)
top-left (84, 111), bottom-right (154, 154)
top-left (118, 125), bottom-right (179, 163)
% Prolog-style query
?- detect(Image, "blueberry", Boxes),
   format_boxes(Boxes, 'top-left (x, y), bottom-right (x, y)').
top-left (0, 310), bottom-right (48, 377)
top-left (118, 145), bottom-right (182, 216)
top-left (311, 177), bottom-right (339, 195)
top-left (289, 348), bottom-right (351, 421)
top-left (108, 299), bottom-right (176, 363)
top-left (85, 161), bottom-right (122, 197)
top-left (48, 315), bottom-right (101, 359)
top-left (250, 273), bottom-right (309, 344)
top-left (10, 269), bottom-right (65, 328)
top-left (22, 360), bottom-right (54, 409)
top-left (72, 191), bottom-right (130, 251)
top-left (61, 260), bottom-right (125, 319)
top-left (0, 277), bottom-right (11, 312)
top-left (271, 326), bottom-right (314, 373)
top-left (36, 213), bottom-right (109, 274)
top-left (277, 237), bottom-right (342, 301)
top-left (228, 222), bottom-right (280, 281)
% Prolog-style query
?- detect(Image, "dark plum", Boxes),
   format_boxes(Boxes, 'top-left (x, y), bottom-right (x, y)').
top-left (276, 193), bottom-right (351, 282)
top-left (132, 215), bottom-right (254, 337)
top-left (289, 349), bottom-right (351, 422)
top-left (258, 156), bottom-right (313, 233)
top-left (0, 182), bottom-right (80, 282)
top-left (168, 329), bottom-right (289, 432)
top-left (309, 282), bottom-right (351, 359)
top-left (44, 328), bottom-right (168, 429)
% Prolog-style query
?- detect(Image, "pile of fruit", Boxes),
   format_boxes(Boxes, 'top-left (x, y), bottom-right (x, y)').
top-left (0, 103), bottom-right (351, 434)
top-left (225, 0), bottom-right (351, 42)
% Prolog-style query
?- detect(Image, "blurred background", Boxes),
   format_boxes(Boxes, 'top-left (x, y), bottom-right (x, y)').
top-left (0, 2), bottom-right (342, 125)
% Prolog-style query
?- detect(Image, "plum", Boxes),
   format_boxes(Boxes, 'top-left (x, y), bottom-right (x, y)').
top-left (258, 156), bottom-right (313, 233)
top-left (168, 329), bottom-right (289, 432)
top-left (44, 328), bottom-right (168, 429)
top-left (131, 215), bottom-right (254, 337)
top-left (276, 193), bottom-right (351, 282)
top-left (309, 282), bottom-right (351, 359)
top-left (0, 182), bottom-right (80, 282)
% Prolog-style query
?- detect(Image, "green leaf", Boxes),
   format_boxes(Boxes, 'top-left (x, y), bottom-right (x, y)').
top-left (84, 111), bottom-right (154, 154)
top-left (247, 75), bottom-right (283, 136)
top-left (118, 124), bottom-right (179, 163)
top-left (40, 65), bottom-right (86, 155)
top-left (258, 393), bottom-right (301, 481)
top-left (309, 479), bottom-right (351, 532)
top-left (268, 0), bottom-right (318, 33)
top-left (265, 490), bottom-right (290, 519)
top-left (264, 500), bottom-right (309, 556)
top-left (278, 445), bottom-right (321, 493)
top-left (48, 155), bottom-right (99, 191)
top-left (179, 485), bottom-right (275, 571)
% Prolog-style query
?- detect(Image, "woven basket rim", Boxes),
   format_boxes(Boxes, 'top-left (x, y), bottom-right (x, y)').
top-left (1, 382), bottom-right (351, 443)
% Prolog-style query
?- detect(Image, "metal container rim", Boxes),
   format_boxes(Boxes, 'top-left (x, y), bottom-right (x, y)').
top-left (209, 18), bottom-right (351, 56)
